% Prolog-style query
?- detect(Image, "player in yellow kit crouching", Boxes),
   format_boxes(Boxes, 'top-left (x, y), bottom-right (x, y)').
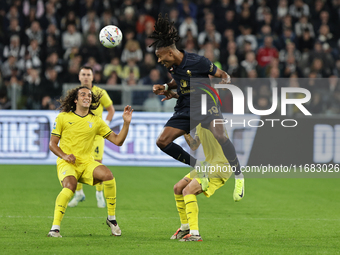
top-left (171, 124), bottom-right (233, 242)
top-left (47, 86), bottom-right (133, 237)
top-left (68, 66), bottom-right (115, 208)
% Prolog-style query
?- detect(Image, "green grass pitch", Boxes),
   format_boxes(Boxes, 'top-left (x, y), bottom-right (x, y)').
top-left (0, 165), bottom-right (339, 254)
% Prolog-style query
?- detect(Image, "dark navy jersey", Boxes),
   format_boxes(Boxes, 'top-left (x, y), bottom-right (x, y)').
top-left (168, 50), bottom-right (218, 112)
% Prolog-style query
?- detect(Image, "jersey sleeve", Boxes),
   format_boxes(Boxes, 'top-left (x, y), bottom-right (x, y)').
top-left (97, 117), bottom-right (113, 138)
top-left (199, 56), bottom-right (217, 76)
top-left (51, 113), bottom-right (63, 138)
top-left (99, 89), bottom-right (113, 109)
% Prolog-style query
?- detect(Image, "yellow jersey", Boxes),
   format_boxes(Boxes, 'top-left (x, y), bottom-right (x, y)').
top-left (51, 112), bottom-right (112, 161)
top-left (196, 124), bottom-right (229, 165)
top-left (196, 124), bottom-right (232, 179)
top-left (91, 85), bottom-right (113, 118)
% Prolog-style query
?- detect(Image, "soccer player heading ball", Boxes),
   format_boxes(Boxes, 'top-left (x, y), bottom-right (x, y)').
top-left (149, 13), bottom-right (244, 204)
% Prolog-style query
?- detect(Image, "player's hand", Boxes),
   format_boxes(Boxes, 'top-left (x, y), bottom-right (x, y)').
top-left (122, 105), bottom-right (133, 123)
top-left (153, 84), bottom-right (165, 95)
top-left (161, 91), bottom-right (178, 102)
top-left (63, 154), bottom-right (76, 164)
top-left (219, 74), bottom-right (231, 84)
top-left (183, 133), bottom-right (191, 139)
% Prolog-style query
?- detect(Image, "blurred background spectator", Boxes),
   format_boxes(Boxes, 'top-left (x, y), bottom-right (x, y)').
top-left (0, 87), bottom-right (11, 109)
top-left (0, 0), bottom-right (338, 115)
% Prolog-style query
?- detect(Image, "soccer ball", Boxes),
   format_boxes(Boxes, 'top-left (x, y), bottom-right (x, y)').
top-left (99, 25), bottom-right (123, 48)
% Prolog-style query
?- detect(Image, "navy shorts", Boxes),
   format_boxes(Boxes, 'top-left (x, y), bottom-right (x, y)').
top-left (164, 109), bottom-right (223, 133)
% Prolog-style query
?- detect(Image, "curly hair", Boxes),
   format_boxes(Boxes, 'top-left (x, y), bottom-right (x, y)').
top-left (148, 13), bottom-right (180, 48)
top-left (57, 86), bottom-right (101, 114)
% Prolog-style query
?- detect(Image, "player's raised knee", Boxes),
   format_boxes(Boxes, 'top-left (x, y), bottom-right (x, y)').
top-left (62, 176), bottom-right (78, 192)
top-left (182, 187), bottom-right (188, 196)
top-left (100, 170), bottom-right (114, 182)
top-left (156, 136), bottom-right (169, 149)
top-left (173, 182), bottom-right (183, 194)
top-left (182, 186), bottom-right (193, 196)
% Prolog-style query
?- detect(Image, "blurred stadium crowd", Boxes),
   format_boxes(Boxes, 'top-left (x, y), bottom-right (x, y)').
top-left (0, 0), bottom-right (339, 114)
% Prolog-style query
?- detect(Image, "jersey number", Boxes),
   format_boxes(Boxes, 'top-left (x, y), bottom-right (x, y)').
top-left (95, 146), bottom-right (99, 154)
top-left (208, 106), bottom-right (219, 114)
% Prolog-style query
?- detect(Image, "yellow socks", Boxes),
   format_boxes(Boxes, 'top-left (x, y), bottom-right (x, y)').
top-left (76, 183), bottom-right (82, 191)
top-left (103, 179), bottom-right (116, 216)
top-left (184, 194), bottom-right (199, 234)
top-left (52, 188), bottom-right (74, 227)
top-left (175, 194), bottom-right (189, 229)
top-left (96, 182), bottom-right (104, 192)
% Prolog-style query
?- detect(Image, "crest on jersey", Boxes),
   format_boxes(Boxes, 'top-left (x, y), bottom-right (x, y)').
top-left (180, 79), bottom-right (188, 88)
top-left (209, 63), bottom-right (214, 73)
top-left (87, 121), bottom-right (93, 128)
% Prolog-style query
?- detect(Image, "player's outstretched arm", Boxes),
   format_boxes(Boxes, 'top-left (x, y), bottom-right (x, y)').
top-left (153, 79), bottom-right (177, 95)
top-left (214, 68), bottom-right (231, 84)
top-left (106, 105), bottom-right (133, 146)
top-left (183, 133), bottom-right (201, 151)
top-left (105, 104), bottom-right (115, 124)
top-left (49, 135), bottom-right (76, 164)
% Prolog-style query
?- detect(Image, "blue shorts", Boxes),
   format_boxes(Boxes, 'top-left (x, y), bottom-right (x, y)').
top-left (164, 109), bottom-right (223, 133)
